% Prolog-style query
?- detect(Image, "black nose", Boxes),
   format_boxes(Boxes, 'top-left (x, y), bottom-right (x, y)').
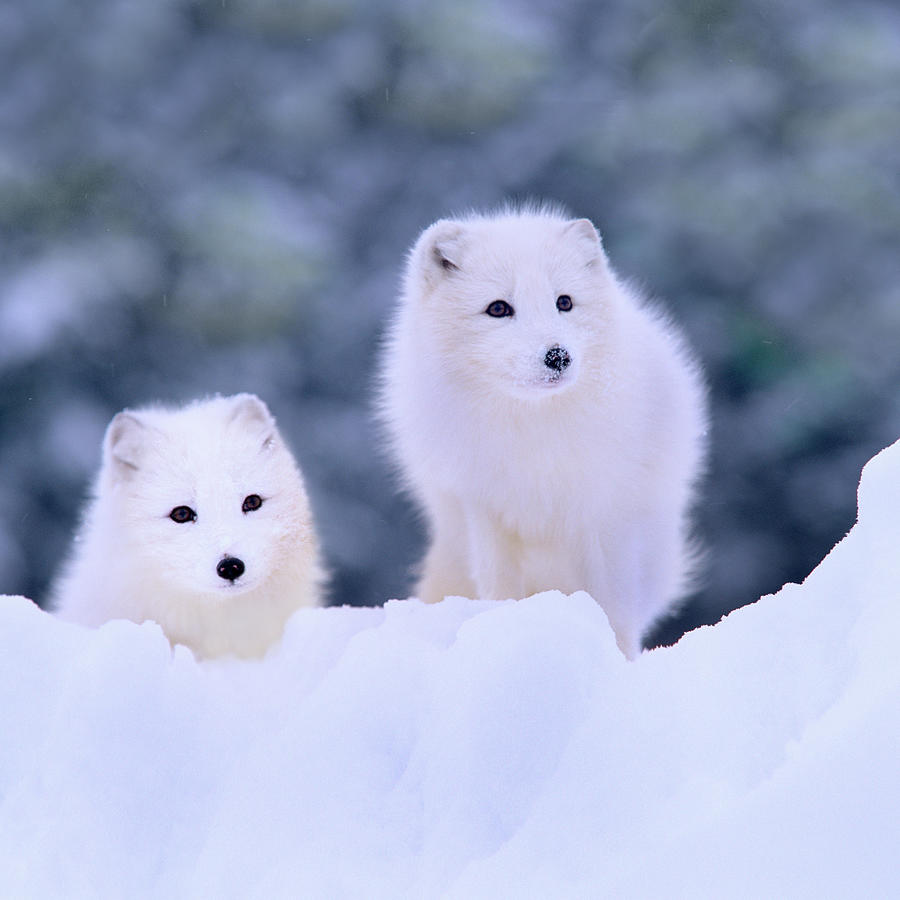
top-left (544, 346), bottom-right (571, 372)
top-left (216, 556), bottom-right (245, 582)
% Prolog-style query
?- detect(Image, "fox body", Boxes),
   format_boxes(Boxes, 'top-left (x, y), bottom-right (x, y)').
top-left (51, 394), bottom-right (323, 658)
top-left (379, 206), bottom-right (707, 656)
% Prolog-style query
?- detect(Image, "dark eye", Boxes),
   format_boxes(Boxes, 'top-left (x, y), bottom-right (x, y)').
top-left (242, 494), bottom-right (263, 513)
top-left (169, 505), bottom-right (196, 524)
top-left (556, 294), bottom-right (573, 312)
top-left (485, 300), bottom-right (514, 318)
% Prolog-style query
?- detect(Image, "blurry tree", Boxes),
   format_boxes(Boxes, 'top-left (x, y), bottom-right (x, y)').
top-left (1, 0), bottom-right (898, 642)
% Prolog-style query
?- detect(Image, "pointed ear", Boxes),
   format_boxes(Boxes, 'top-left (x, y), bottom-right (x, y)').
top-left (104, 411), bottom-right (150, 477)
top-left (430, 220), bottom-right (466, 272)
top-left (227, 393), bottom-right (277, 448)
top-left (564, 218), bottom-right (606, 267)
top-left (411, 219), bottom-right (467, 288)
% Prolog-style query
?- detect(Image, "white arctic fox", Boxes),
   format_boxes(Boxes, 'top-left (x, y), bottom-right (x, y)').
top-left (51, 394), bottom-right (323, 659)
top-left (379, 205), bottom-right (707, 657)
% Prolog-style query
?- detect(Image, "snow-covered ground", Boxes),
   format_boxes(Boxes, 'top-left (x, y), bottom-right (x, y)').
top-left (2, 440), bottom-right (898, 898)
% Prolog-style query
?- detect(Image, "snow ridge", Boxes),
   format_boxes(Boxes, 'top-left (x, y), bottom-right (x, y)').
top-left (1, 440), bottom-right (899, 898)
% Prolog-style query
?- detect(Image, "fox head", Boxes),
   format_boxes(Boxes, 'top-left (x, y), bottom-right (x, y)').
top-left (405, 207), bottom-right (618, 402)
top-left (101, 393), bottom-right (314, 600)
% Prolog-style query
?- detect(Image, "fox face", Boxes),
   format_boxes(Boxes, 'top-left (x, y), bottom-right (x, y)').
top-left (103, 394), bottom-right (309, 600)
top-left (409, 212), bottom-right (615, 401)
top-left (150, 485), bottom-right (281, 597)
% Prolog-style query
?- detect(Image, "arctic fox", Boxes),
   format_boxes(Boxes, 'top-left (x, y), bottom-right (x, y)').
top-left (379, 205), bottom-right (707, 657)
top-left (51, 394), bottom-right (324, 659)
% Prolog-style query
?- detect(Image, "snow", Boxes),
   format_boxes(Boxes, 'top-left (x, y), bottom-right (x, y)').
top-left (2, 440), bottom-right (899, 898)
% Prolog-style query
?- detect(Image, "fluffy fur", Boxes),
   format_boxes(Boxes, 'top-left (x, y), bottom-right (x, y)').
top-left (379, 204), bottom-right (708, 657)
top-left (51, 394), bottom-right (323, 659)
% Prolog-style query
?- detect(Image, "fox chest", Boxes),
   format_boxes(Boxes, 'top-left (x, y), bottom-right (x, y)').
top-left (439, 420), bottom-right (620, 533)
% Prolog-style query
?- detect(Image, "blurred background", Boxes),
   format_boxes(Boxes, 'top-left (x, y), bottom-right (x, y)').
top-left (2, 0), bottom-right (899, 644)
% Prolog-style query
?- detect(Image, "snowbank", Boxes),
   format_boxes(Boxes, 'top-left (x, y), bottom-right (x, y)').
top-left (2, 440), bottom-right (899, 898)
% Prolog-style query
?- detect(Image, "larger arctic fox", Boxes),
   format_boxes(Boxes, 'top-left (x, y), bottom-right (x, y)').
top-left (379, 205), bottom-right (707, 657)
top-left (51, 394), bottom-right (323, 659)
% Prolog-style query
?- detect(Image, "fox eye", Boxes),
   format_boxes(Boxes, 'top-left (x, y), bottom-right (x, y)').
top-left (169, 505), bottom-right (196, 524)
top-left (556, 294), bottom-right (573, 312)
top-left (242, 494), bottom-right (263, 513)
top-left (485, 300), bottom-right (514, 318)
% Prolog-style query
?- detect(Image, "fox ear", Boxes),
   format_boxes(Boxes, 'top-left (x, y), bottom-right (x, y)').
top-left (564, 218), bottom-right (606, 267)
top-left (412, 219), bottom-right (466, 288)
top-left (104, 411), bottom-right (150, 477)
top-left (228, 393), bottom-right (273, 428)
top-left (430, 221), bottom-right (465, 273)
top-left (228, 393), bottom-right (277, 448)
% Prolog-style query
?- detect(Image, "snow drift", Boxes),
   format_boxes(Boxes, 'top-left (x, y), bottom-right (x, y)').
top-left (1, 440), bottom-right (899, 898)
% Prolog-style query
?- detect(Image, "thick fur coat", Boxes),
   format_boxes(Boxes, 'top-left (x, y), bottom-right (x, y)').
top-left (379, 206), bottom-right (707, 657)
top-left (51, 394), bottom-right (323, 658)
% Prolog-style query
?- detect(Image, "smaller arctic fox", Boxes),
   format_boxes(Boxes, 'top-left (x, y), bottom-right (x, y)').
top-left (51, 394), bottom-right (323, 659)
top-left (379, 205), bottom-right (707, 657)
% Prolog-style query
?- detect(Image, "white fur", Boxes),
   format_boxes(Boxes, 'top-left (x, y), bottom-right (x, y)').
top-left (51, 394), bottom-right (324, 659)
top-left (379, 205), bottom-right (708, 657)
